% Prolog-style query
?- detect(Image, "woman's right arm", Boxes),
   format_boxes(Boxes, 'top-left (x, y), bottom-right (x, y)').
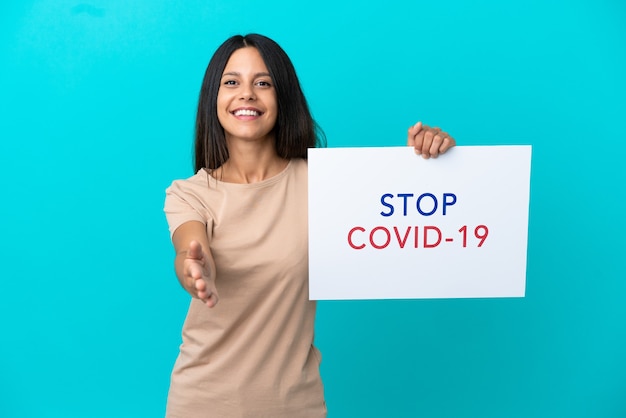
top-left (171, 220), bottom-right (219, 308)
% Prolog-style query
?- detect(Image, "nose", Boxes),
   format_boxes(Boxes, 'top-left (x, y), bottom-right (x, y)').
top-left (239, 84), bottom-right (255, 100)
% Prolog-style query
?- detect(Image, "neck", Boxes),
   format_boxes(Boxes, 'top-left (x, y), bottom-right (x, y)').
top-left (216, 137), bottom-right (288, 184)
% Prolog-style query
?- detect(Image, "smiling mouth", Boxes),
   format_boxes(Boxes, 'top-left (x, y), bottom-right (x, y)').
top-left (232, 109), bottom-right (262, 116)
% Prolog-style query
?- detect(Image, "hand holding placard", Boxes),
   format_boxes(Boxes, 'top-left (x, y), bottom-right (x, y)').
top-left (407, 121), bottom-right (456, 158)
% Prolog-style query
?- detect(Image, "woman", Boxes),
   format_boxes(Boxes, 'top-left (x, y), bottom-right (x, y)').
top-left (164, 34), bottom-right (455, 417)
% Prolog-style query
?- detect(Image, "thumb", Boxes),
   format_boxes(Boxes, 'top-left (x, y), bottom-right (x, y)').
top-left (407, 121), bottom-right (422, 146)
top-left (187, 240), bottom-right (204, 261)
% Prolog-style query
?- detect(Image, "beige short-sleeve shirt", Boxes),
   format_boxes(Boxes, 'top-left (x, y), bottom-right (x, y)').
top-left (164, 159), bottom-right (326, 418)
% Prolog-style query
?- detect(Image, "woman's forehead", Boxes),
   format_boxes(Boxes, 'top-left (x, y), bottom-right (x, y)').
top-left (223, 47), bottom-right (269, 74)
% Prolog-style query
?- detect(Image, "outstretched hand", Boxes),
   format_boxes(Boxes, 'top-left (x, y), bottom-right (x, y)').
top-left (407, 121), bottom-right (455, 159)
top-left (184, 240), bottom-right (219, 308)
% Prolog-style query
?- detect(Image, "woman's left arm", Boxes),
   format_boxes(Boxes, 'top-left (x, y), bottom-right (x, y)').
top-left (407, 121), bottom-right (456, 159)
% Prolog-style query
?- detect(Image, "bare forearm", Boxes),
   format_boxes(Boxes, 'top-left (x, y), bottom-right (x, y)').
top-left (174, 249), bottom-right (192, 291)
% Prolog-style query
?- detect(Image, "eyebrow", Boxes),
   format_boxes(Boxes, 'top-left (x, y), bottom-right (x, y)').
top-left (221, 71), bottom-right (271, 78)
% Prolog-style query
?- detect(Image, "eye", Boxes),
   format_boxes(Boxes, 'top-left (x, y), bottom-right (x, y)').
top-left (222, 80), bottom-right (237, 86)
top-left (256, 80), bottom-right (272, 88)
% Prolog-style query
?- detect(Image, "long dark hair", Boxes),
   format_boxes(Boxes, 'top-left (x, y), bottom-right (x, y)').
top-left (194, 34), bottom-right (325, 172)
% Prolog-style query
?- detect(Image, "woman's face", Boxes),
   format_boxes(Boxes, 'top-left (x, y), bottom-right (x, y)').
top-left (217, 47), bottom-right (278, 145)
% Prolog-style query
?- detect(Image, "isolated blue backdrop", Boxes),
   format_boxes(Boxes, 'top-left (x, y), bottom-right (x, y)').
top-left (1, 1), bottom-right (625, 417)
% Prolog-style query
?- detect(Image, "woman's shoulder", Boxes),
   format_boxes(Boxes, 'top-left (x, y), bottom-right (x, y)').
top-left (165, 169), bottom-right (211, 194)
top-left (288, 157), bottom-right (308, 179)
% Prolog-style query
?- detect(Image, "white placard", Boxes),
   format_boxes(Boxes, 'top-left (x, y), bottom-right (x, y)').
top-left (308, 145), bottom-right (532, 300)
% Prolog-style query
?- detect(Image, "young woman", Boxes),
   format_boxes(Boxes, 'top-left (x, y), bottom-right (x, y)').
top-left (164, 33), bottom-right (455, 417)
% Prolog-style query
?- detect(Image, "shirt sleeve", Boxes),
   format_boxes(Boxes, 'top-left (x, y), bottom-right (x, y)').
top-left (164, 178), bottom-right (210, 238)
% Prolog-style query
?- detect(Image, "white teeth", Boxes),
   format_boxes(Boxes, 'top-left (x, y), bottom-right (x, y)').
top-left (234, 109), bottom-right (260, 116)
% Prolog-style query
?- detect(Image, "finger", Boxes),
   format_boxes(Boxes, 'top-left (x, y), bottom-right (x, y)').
top-left (429, 130), bottom-right (454, 156)
top-left (196, 280), bottom-right (210, 300)
top-left (198, 282), bottom-right (218, 307)
top-left (188, 262), bottom-right (203, 280)
top-left (187, 240), bottom-right (204, 261)
top-left (429, 133), bottom-right (446, 158)
top-left (439, 135), bottom-right (456, 154)
top-left (186, 274), bottom-right (203, 298)
top-left (205, 292), bottom-right (219, 308)
top-left (413, 124), bottom-right (430, 155)
top-left (407, 121), bottom-right (423, 147)
top-left (198, 289), bottom-right (211, 301)
top-left (194, 277), bottom-right (206, 291)
top-left (426, 128), bottom-right (445, 158)
top-left (194, 277), bottom-right (219, 307)
top-left (421, 129), bottom-right (435, 159)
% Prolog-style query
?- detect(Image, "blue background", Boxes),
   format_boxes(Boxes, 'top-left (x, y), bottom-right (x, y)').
top-left (1, 1), bottom-right (625, 417)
